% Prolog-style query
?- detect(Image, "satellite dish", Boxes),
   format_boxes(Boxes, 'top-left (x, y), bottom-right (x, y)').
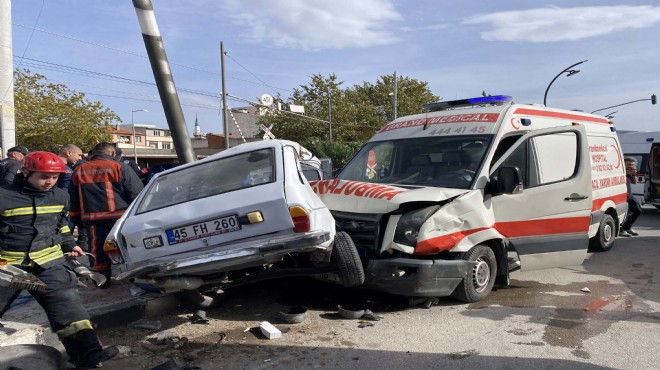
top-left (260, 93), bottom-right (274, 107)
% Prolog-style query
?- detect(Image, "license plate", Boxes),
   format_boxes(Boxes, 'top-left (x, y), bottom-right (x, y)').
top-left (166, 215), bottom-right (241, 245)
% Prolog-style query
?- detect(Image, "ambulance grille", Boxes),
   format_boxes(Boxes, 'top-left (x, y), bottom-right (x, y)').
top-left (331, 211), bottom-right (381, 251)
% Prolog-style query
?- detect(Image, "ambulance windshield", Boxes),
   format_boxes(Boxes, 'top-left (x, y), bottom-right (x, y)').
top-left (336, 135), bottom-right (491, 189)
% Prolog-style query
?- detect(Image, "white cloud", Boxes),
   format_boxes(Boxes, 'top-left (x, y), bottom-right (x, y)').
top-left (401, 23), bottom-right (450, 32)
top-left (462, 5), bottom-right (660, 42)
top-left (220, 0), bottom-right (402, 51)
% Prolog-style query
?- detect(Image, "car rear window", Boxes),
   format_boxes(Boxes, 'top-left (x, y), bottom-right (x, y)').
top-left (136, 148), bottom-right (275, 214)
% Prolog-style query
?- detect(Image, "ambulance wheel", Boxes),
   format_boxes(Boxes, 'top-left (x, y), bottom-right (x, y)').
top-left (589, 214), bottom-right (615, 252)
top-left (451, 245), bottom-right (497, 303)
top-left (332, 231), bottom-right (365, 287)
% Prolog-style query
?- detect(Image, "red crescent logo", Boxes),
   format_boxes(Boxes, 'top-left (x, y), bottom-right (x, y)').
top-left (510, 118), bottom-right (520, 130)
top-left (610, 144), bottom-right (621, 169)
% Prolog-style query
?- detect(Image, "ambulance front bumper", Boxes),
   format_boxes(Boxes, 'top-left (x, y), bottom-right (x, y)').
top-left (363, 257), bottom-right (476, 297)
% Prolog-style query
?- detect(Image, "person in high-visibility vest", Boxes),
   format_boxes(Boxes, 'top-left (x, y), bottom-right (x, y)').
top-left (0, 151), bottom-right (118, 369)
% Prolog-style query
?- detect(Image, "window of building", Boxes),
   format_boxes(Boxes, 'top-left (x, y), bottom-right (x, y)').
top-left (162, 143), bottom-right (171, 149)
top-left (148, 141), bottom-right (158, 149)
top-left (135, 136), bottom-right (142, 143)
top-left (152, 130), bottom-right (162, 136)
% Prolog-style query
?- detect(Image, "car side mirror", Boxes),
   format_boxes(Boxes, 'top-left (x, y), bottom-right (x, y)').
top-left (490, 166), bottom-right (523, 195)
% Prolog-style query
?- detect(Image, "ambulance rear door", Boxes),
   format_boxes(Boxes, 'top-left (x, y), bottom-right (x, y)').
top-left (490, 125), bottom-right (592, 271)
top-left (645, 143), bottom-right (660, 206)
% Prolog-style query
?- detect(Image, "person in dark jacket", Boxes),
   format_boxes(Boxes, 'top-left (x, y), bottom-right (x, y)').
top-left (0, 145), bottom-right (29, 186)
top-left (114, 147), bottom-right (141, 176)
top-left (0, 151), bottom-right (118, 368)
top-left (69, 142), bottom-right (143, 287)
top-left (56, 143), bottom-right (83, 189)
top-left (620, 157), bottom-right (642, 236)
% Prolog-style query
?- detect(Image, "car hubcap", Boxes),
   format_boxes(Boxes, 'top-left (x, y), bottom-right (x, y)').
top-left (472, 257), bottom-right (490, 292)
top-left (604, 223), bottom-right (613, 242)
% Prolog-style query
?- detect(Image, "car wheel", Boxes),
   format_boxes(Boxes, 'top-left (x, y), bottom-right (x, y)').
top-left (0, 344), bottom-right (64, 370)
top-left (331, 231), bottom-right (365, 287)
top-left (589, 214), bottom-right (615, 252)
top-left (451, 244), bottom-right (497, 303)
top-left (174, 290), bottom-right (224, 310)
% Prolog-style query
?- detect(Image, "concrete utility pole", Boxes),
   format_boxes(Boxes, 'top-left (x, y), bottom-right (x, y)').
top-left (393, 71), bottom-right (398, 120)
top-left (0, 0), bottom-right (16, 158)
top-left (220, 41), bottom-right (229, 150)
top-left (133, 0), bottom-right (195, 164)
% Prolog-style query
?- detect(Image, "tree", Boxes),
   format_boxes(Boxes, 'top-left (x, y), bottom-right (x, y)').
top-left (13, 69), bottom-right (118, 152)
top-left (260, 73), bottom-right (439, 143)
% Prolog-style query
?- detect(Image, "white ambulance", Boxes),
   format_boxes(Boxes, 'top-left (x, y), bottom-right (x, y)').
top-left (618, 131), bottom-right (660, 207)
top-left (311, 95), bottom-right (628, 302)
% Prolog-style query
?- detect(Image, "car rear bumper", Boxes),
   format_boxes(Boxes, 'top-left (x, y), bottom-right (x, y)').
top-left (363, 257), bottom-right (475, 297)
top-left (116, 230), bottom-right (332, 280)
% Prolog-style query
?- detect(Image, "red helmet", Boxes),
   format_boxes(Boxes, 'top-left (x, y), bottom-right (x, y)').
top-left (22, 151), bottom-right (66, 173)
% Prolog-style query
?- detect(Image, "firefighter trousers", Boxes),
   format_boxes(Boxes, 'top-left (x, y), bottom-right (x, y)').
top-left (0, 264), bottom-right (104, 365)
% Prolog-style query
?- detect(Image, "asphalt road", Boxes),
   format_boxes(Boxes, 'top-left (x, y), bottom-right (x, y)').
top-left (98, 208), bottom-right (660, 370)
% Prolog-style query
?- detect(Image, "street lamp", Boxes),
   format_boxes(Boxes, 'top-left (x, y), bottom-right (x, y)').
top-left (543, 60), bottom-right (588, 106)
top-left (590, 94), bottom-right (657, 114)
top-left (131, 109), bottom-right (148, 163)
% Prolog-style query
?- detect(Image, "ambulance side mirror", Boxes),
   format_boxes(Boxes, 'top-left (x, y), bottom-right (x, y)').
top-left (490, 166), bottom-right (523, 195)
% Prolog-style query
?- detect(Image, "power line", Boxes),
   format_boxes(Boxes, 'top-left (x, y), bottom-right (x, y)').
top-left (12, 22), bottom-right (295, 93)
top-left (224, 52), bottom-right (293, 95)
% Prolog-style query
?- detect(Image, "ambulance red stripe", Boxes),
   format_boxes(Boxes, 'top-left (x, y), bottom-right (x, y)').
top-left (513, 108), bottom-right (610, 124)
top-left (414, 216), bottom-right (591, 255)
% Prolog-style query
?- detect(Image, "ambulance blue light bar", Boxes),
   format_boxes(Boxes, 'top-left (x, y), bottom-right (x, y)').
top-left (423, 95), bottom-right (513, 112)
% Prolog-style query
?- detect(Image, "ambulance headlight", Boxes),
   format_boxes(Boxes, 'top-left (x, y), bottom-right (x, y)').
top-left (393, 205), bottom-right (440, 247)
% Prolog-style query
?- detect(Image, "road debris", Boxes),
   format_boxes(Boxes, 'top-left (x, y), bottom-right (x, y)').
top-left (156, 330), bottom-right (178, 345)
top-left (278, 306), bottom-right (307, 323)
top-left (259, 321), bottom-right (282, 339)
top-left (357, 321), bottom-right (375, 328)
top-left (362, 309), bottom-right (383, 321)
top-left (172, 336), bottom-right (189, 349)
top-left (189, 310), bottom-right (209, 324)
top-left (580, 287), bottom-right (592, 293)
top-left (407, 297), bottom-right (439, 308)
top-left (337, 305), bottom-right (365, 319)
top-left (130, 318), bottom-right (163, 330)
top-left (115, 345), bottom-right (133, 359)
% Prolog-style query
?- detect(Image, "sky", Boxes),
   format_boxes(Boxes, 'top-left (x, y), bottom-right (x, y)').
top-left (7, 0), bottom-right (660, 137)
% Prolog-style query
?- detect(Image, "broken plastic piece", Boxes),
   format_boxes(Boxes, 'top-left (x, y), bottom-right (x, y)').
top-left (358, 322), bottom-right (375, 328)
top-left (580, 287), bottom-right (591, 293)
top-left (190, 310), bottom-right (209, 324)
top-left (362, 309), bottom-right (383, 321)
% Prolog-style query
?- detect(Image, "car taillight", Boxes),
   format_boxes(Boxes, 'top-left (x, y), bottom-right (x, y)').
top-left (289, 206), bottom-right (310, 233)
top-left (103, 239), bottom-right (125, 264)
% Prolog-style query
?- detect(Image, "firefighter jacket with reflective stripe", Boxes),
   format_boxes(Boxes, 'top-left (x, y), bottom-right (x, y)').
top-left (0, 178), bottom-right (76, 268)
top-left (69, 153), bottom-right (143, 225)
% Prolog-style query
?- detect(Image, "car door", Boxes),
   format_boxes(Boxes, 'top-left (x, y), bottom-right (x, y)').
top-left (646, 143), bottom-right (660, 204)
top-left (119, 145), bottom-right (295, 263)
top-left (490, 125), bottom-right (592, 271)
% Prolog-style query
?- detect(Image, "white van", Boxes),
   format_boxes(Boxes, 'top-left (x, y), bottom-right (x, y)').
top-left (312, 95), bottom-right (628, 302)
top-left (618, 131), bottom-right (660, 207)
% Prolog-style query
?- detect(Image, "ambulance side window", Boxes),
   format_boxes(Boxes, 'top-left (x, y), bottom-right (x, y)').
top-left (528, 132), bottom-right (578, 187)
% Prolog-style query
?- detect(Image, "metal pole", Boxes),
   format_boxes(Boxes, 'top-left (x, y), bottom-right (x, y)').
top-left (327, 93), bottom-right (332, 142)
top-left (133, 0), bottom-right (195, 164)
top-left (221, 41), bottom-right (229, 150)
top-left (543, 60), bottom-right (587, 107)
top-left (132, 111), bottom-right (137, 162)
top-left (591, 95), bottom-right (657, 114)
top-left (0, 0), bottom-right (16, 158)
top-left (393, 71), bottom-right (397, 119)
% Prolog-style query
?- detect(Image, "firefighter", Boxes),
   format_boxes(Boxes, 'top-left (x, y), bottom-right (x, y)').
top-left (0, 151), bottom-right (117, 369)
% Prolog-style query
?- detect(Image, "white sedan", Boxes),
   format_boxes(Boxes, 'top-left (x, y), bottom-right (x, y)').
top-left (104, 140), bottom-right (363, 304)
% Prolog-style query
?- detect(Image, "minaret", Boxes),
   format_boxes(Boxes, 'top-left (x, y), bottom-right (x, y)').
top-left (194, 113), bottom-right (202, 138)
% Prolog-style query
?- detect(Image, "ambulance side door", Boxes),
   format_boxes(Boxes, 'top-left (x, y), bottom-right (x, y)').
top-left (490, 125), bottom-right (592, 271)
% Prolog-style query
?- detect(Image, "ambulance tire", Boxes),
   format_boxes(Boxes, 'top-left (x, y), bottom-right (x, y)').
top-left (589, 214), bottom-right (615, 252)
top-left (451, 245), bottom-right (497, 303)
top-left (332, 231), bottom-right (365, 287)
